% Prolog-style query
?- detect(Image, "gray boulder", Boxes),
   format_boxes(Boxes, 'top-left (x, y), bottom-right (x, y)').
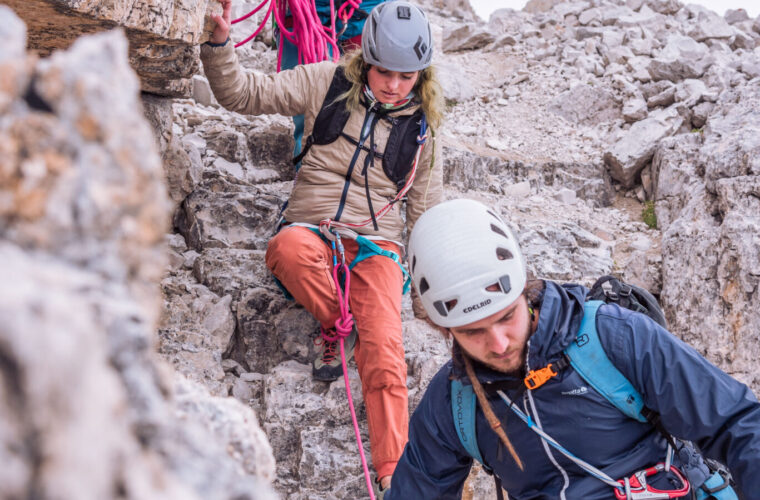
top-left (0, 16), bottom-right (276, 499)
top-left (623, 96), bottom-right (649, 121)
top-left (653, 80), bottom-right (760, 388)
top-left (443, 24), bottom-right (497, 52)
top-left (644, 0), bottom-right (681, 15)
top-left (688, 11), bottom-right (734, 41)
top-left (604, 106), bottom-right (683, 187)
top-left (725, 9), bottom-right (750, 25)
top-left (648, 35), bottom-right (712, 81)
top-left (548, 84), bottom-right (621, 125)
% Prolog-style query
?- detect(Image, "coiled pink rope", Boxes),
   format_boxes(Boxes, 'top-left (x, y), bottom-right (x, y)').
top-left (231, 0), bottom-right (360, 70)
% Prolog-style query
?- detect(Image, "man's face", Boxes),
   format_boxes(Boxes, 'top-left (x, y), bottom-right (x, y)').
top-left (448, 296), bottom-right (532, 375)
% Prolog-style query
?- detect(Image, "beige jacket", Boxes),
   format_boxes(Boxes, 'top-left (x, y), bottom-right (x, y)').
top-left (200, 43), bottom-right (443, 242)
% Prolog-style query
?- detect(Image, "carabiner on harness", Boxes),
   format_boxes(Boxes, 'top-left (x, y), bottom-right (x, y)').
top-left (614, 463), bottom-right (690, 500)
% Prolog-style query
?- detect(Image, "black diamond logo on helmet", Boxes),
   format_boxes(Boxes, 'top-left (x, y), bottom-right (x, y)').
top-left (397, 6), bottom-right (411, 19)
top-left (414, 36), bottom-right (427, 61)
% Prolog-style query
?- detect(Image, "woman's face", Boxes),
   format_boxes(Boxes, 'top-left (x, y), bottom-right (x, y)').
top-left (366, 65), bottom-right (420, 105)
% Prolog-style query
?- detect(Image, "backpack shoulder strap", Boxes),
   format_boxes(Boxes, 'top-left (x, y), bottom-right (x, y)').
top-left (292, 66), bottom-right (352, 166)
top-left (564, 300), bottom-right (648, 423)
top-left (450, 378), bottom-right (492, 472)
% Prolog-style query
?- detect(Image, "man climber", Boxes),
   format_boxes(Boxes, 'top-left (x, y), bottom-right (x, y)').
top-left (386, 198), bottom-right (760, 499)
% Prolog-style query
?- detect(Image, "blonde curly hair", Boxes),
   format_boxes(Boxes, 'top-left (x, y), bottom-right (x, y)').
top-left (338, 49), bottom-right (445, 130)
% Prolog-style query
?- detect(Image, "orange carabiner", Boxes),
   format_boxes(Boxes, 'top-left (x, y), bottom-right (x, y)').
top-left (524, 364), bottom-right (559, 390)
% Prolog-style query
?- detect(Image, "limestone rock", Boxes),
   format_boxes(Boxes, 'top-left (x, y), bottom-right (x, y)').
top-left (653, 80), bottom-right (760, 388)
top-left (7, 0), bottom-right (220, 97)
top-left (524, 0), bottom-right (564, 14)
top-left (604, 107), bottom-right (683, 188)
top-left (725, 9), bottom-right (750, 25)
top-left (645, 0), bottom-right (681, 15)
top-left (443, 24), bottom-right (497, 52)
top-left (0, 5), bottom-right (30, 114)
top-left (160, 271), bottom-right (235, 395)
top-left (2, 27), bottom-right (171, 319)
top-left (674, 79), bottom-right (707, 106)
top-left (548, 84), bottom-right (621, 125)
top-left (690, 101), bottom-right (713, 128)
top-left (193, 74), bottom-right (219, 108)
top-left (552, 1), bottom-right (590, 18)
top-left (646, 84), bottom-right (677, 108)
top-left (647, 35), bottom-right (712, 81)
top-left (623, 96), bottom-right (649, 121)
top-left (180, 184), bottom-right (286, 251)
top-left (688, 11), bottom-right (734, 41)
top-left (579, 8), bottom-right (601, 25)
top-left (0, 17), bottom-right (275, 500)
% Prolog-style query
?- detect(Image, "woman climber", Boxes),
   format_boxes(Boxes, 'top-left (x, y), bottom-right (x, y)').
top-left (202, 0), bottom-right (444, 494)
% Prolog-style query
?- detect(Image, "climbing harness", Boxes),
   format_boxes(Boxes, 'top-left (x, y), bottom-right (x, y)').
top-left (230, 0), bottom-right (363, 69)
top-left (321, 230), bottom-right (376, 500)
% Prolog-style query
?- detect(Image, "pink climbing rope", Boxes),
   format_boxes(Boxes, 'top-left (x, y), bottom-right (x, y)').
top-left (231, 0), bottom-right (274, 48)
top-left (230, 0), bottom-right (361, 70)
top-left (320, 234), bottom-right (376, 500)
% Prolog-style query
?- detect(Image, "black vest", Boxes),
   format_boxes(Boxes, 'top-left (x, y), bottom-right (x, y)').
top-left (295, 66), bottom-right (425, 190)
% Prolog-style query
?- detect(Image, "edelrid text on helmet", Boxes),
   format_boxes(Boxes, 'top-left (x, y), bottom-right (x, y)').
top-left (361, 1), bottom-right (434, 72)
top-left (408, 199), bottom-right (527, 328)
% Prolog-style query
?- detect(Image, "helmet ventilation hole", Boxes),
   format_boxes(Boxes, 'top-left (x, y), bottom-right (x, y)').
top-left (490, 223), bottom-right (508, 239)
top-left (419, 277), bottom-right (430, 295)
top-left (486, 209), bottom-right (505, 224)
top-left (411, 255), bottom-right (417, 273)
top-left (496, 247), bottom-right (514, 261)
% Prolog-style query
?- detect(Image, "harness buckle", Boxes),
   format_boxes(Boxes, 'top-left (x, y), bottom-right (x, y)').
top-left (614, 463), bottom-right (690, 500)
top-left (523, 364), bottom-right (559, 390)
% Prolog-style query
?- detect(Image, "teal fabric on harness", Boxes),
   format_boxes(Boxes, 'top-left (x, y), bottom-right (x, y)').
top-left (273, 226), bottom-right (411, 300)
top-left (450, 379), bottom-right (490, 471)
top-left (564, 300), bottom-right (647, 423)
top-left (696, 471), bottom-right (739, 500)
top-left (351, 235), bottom-right (411, 294)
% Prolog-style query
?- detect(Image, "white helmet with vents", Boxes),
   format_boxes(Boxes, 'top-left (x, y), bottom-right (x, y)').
top-left (408, 199), bottom-right (527, 328)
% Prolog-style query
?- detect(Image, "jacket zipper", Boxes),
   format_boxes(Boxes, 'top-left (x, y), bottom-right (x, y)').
top-left (333, 108), bottom-right (376, 222)
top-left (523, 340), bottom-right (571, 499)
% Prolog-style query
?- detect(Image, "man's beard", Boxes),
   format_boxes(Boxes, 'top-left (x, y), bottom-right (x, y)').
top-left (457, 320), bottom-right (531, 376)
top-left (480, 345), bottom-right (528, 376)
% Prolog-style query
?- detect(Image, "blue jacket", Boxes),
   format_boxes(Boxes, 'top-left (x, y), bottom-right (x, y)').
top-left (388, 281), bottom-right (760, 499)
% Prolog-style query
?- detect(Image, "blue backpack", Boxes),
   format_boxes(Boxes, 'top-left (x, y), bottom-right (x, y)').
top-left (450, 277), bottom-right (738, 500)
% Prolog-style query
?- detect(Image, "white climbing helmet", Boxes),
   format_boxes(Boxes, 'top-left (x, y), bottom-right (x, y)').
top-left (408, 199), bottom-right (527, 328)
top-left (361, 1), bottom-right (433, 72)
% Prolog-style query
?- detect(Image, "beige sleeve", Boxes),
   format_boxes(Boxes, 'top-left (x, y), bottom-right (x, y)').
top-left (405, 129), bottom-right (443, 233)
top-left (199, 42), bottom-right (334, 117)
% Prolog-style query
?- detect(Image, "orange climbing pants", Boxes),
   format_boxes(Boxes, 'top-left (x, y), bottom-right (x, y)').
top-left (265, 226), bottom-right (408, 479)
